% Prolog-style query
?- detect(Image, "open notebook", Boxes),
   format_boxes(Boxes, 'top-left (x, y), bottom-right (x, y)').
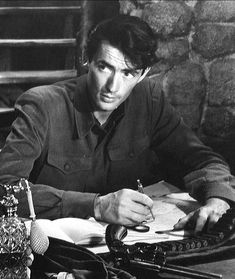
top-left (25, 217), bottom-right (107, 246)
top-left (25, 181), bottom-right (200, 253)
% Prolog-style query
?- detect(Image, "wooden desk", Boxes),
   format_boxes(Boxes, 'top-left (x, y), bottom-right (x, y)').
top-left (30, 181), bottom-right (235, 278)
top-left (108, 182), bottom-right (235, 279)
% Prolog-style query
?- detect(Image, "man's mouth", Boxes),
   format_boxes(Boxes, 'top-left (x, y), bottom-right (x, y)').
top-left (100, 93), bottom-right (116, 103)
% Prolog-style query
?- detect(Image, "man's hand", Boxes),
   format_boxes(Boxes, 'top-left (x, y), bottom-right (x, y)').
top-left (26, 246), bottom-right (34, 266)
top-left (94, 188), bottom-right (153, 226)
top-left (174, 198), bottom-right (230, 233)
top-left (26, 246), bottom-right (34, 278)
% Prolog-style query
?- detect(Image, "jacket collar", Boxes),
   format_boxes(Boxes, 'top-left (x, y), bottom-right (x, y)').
top-left (73, 74), bottom-right (125, 139)
top-left (72, 74), bottom-right (94, 138)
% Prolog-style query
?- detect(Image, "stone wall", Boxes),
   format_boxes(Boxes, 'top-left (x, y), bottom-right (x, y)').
top-left (120, 0), bottom-right (235, 173)
top-left (0, 1), bottom-right (235, 174)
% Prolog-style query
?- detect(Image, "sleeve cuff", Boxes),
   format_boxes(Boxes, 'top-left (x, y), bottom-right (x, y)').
top-left (62, 191), bottom-right (98, 218)
top-left (184, 164), bottom-right (235, 204)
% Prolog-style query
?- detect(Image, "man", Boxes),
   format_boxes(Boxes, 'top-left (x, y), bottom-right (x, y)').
top-left (0, 15), bottom-right (234, 232)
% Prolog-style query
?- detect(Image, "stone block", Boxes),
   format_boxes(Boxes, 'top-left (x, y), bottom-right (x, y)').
top-left (172, 103), bottom-right (201, 130)
top-left (202, 107), bottom-right (235, 139)
top-left (156, 38), bottom-right (189, 63)
top-left (192, 23), bottom-right (235, 59)
top-left (208, 58), bottom-right (235, 106)
top-left (164, 62), bottom-right (206, 105)
top-left (136, 0), bottom-right (157, 5)
top-left (195, 1), bottom-right (235, 22)
top-left (119, 0), bottom-right (137, 15)
top-left (142, 1), bottom-right (192, 37)
top-left (148, 61), bottom-right (172, 76)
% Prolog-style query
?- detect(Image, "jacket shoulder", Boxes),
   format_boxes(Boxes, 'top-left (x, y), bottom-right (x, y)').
top-left (133, 76), bottom-right (163, 100)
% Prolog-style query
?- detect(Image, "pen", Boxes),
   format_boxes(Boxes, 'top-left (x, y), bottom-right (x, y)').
top-left (137, 179), bottom-right (155, 221)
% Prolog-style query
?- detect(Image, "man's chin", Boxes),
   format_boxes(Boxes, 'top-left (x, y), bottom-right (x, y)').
top-left (98, 102), bottom-right (118, 112)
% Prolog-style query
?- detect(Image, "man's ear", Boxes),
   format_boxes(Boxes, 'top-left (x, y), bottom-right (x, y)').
top-left (137, 67), bottom-right (151, 83)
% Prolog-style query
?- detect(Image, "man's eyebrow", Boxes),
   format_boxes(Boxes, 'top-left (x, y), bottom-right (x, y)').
top-left (97, 59), bottom-right (140, 74)
top-left (122, 68), bottom-right (140, 75)
top-left (97, 60), bottom-right (114, 70)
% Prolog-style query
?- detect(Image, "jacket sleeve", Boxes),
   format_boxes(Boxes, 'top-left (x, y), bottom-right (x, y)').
top-left (149, 83), bottom-right (235, 204)
top-left (0, 89), bottom-right (96, 220)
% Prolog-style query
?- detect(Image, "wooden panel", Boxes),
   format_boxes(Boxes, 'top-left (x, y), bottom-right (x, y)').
top-left (0, 39), bottom-right (76, 47)
top-left (0, 1), bottom-right (81, 6)
top-left (0, 1), bottom-right (82, 14)
top-left (0, 70), bottom-right (77, 84)
top-left (0, 7), bottom-right (81, 14)
top-left (0, 1), bottom-right (88, 84)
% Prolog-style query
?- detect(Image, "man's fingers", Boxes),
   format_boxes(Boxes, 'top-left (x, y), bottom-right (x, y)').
top-left (27, 267), bottom-right (31, 278)
top-left (27, 254), bottom-right (34, 267)
top-left (129, 201), bottom-right (151, 217)
top-left (174, 211), bottom-right (207, 232)
top-left (25, 247), bottom-right (34, 267)
top-left (26, 246), bottom-right (32, 256)
top-left (194, 211), bottom-right (208, 233)
top-left (174, 205), bottom-right (225, 233)
top-left (25, 246), bottom-right (34, 267)
top-left (174, 214), bottom-right (192, 230)
top-left (132, 191), bottom-right (153, 209)
top-left (120, 199), bottom-right (152, 225)
top-left (207, 213), bottom-right (221, 232)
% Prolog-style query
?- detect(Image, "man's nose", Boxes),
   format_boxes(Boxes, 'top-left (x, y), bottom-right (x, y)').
top-left (106, 73), bottom-right (120, 93)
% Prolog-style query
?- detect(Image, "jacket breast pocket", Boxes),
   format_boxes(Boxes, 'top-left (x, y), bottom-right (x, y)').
top-left (108, 136), bottom-right (150, 161)
top-left (47, 153), bottom-right (92, 174)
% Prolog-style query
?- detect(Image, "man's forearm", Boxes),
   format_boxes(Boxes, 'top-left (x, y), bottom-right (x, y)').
top-left (15, 183), bottom-right (97, 220)
top-left (184, 163), bottom-right (235, 204)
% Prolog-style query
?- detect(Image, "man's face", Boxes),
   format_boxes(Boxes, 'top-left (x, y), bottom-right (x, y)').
top-left (87, 41), bottom-right (147, 113)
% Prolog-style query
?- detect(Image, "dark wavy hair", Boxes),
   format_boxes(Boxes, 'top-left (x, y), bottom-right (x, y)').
top-left (86, 15), bottom-right (158, 71)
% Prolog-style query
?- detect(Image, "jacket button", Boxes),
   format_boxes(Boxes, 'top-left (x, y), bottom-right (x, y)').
top-left (129, 152), bottom-right (134, 158)
top-left (64, 163), bottom-right (70, 171)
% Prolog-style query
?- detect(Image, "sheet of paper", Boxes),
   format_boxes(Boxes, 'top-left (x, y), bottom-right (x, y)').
top-left (88, 181), bottom-right (200, 254)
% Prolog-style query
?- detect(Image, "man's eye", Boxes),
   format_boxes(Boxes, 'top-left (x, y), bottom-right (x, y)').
top-left (98, 64), bottom-right (105, 70)
top-left (98, 64), bottom-right (110, 72)
top-left (123, 71), bottom-right (135, 79)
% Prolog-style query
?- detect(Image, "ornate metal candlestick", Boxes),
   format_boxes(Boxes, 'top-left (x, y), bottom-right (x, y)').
top-left (0, 182), bottom-right (29, 279)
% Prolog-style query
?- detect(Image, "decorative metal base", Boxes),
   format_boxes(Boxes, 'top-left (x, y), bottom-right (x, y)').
top-left (0, 216), bottom-right (29, 279)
